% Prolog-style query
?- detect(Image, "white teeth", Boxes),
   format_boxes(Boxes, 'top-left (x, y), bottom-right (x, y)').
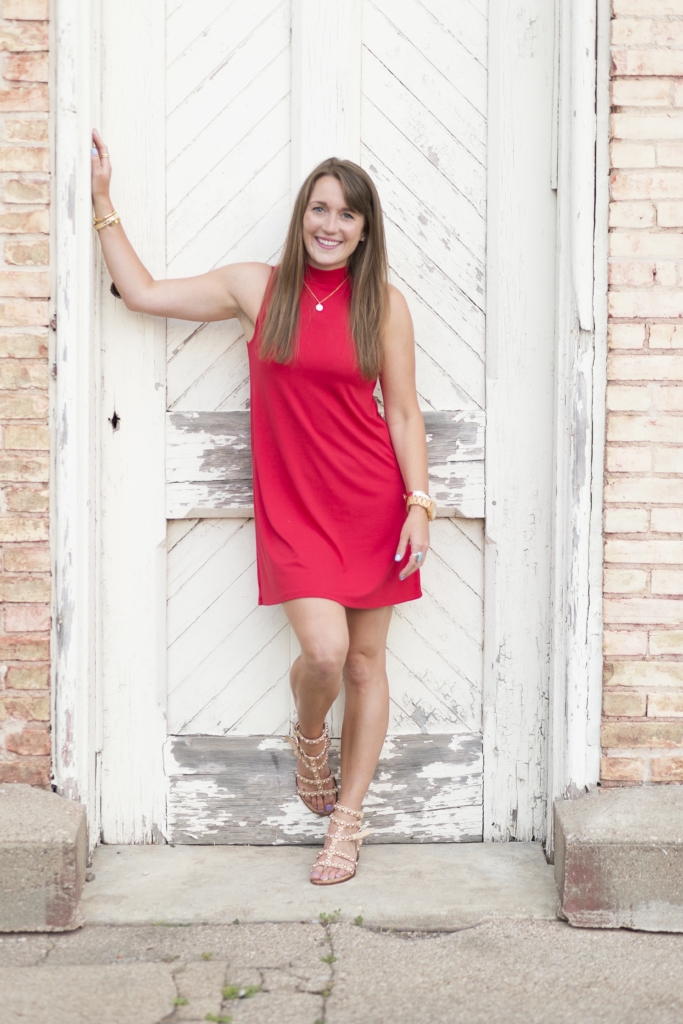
top-left (316, 238), bottom-right (340, 247)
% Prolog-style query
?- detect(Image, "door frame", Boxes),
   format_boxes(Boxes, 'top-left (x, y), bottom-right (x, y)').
top-left (52, 0), bottom-right (609, 849)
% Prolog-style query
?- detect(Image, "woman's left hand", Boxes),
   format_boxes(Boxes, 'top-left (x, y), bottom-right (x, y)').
top-left (395, 505), bottom-right (430, 580)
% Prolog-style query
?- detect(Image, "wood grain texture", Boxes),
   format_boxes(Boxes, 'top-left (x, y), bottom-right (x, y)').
top-left (165, 410), bottom-right (484, 518)
top-left (483, 0), bottom-right (556, 843)
top-left (166, 517), bottom-right (483, 740)
top-left (165, 732), bottom-right (483, 844)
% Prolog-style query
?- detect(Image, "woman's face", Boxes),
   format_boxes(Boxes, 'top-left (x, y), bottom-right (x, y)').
top-left (302, 175), bottom-right (366, 270)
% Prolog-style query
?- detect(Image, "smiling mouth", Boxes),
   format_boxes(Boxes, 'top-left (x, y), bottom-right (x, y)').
top-left (315, 237), bottom-right (342, 249)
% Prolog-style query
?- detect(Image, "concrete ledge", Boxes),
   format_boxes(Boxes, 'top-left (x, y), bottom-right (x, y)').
top-left (555, 786), bottom-right (683, 932)
top-left (0, 783), bottom-right (86, 932)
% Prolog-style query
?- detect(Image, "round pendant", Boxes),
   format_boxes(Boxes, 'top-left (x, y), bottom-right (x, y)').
top-left (315, 303), bottom-right (324, 312)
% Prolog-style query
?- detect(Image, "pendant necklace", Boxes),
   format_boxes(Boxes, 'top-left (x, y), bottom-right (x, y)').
top-left (303, 276), bottom-right (347, 312)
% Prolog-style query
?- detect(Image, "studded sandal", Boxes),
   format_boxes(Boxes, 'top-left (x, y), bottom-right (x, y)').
top-left (286, 721), bottom-right (339, 816)
top-left (310, 803), bottom-right (372, 886)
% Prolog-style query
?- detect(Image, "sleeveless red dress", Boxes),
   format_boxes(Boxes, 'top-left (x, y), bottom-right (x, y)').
top-left (247, 263), bottom-right (422, 609)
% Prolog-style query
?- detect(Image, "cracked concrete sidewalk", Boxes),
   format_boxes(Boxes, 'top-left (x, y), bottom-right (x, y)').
top-left (2, 918), bottom-right (683, 1024)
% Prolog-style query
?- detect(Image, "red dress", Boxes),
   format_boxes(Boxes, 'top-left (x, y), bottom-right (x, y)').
top-left (247, 263), bottom-right (422, 609)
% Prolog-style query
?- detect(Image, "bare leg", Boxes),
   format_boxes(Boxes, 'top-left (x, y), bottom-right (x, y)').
top-left (282, 598), bottom-right (349, 813)
top-left (311, 604), bottom-right (393, 882)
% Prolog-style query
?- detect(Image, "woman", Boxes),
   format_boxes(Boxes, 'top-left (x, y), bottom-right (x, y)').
top-left (91, 131), bottom-right (435, 885)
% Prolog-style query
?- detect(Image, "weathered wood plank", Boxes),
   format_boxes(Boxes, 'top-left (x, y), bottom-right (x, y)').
top-left (165, 732), bottom-right (483, 844)
top-left (166, 410), bottom-right (485, 518)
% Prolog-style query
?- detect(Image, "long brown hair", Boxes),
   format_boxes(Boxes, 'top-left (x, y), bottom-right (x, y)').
top-left (260, 158), bottom-right (389, 380)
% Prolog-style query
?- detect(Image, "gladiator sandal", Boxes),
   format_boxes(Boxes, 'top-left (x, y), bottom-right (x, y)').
top-left (286, 721), bottom-right (338, 816)
top-left (310, 803), bottom-right (372, 886)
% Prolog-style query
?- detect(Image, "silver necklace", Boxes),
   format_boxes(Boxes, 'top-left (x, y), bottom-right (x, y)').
top-left (303, 277), bottom-right (347, 312)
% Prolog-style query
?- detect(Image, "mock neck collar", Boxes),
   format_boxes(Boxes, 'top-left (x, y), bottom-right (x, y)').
top-left (304, 263), bottom-right (349, 286)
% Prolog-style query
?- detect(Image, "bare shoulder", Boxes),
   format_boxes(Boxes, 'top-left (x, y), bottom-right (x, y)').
top-left (386, 283), bottom-right (412, 325)
top-left (216, 261), bottom-right (273, 323)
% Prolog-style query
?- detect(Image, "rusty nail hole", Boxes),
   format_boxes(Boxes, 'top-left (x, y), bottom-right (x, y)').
top-left (110, 411), bottom-right (120, 431)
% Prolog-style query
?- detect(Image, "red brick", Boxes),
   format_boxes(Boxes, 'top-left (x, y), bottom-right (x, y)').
top-left (601, 721), bottom-right (683, 748)
top-left (611, 19), bottom-right (653, 47)
top-left (0, 298), bottom-right (48, 326)
top-left (0, 144), bottom-right (47, 172)
top-left (609, 289), bottom-right (683, 318)
top-left (605, 662), bottom-right (683, 688)
top-left (603, 598), bottom-right (683, 625)
top-left (0, 575), bottom-right (49, 601)
top-left (0, 360), bottom-right (47, 386)
top-left (4, 53), bottom-right (48, 83)
top-left (608, 323), bottom-right (646, 348)
top-left (603, 630), bottom-right (648, 656)
top-left (0, 518), bottom-right (47, 542)
top-left (4, 240), bottom-right (48, 266)
top-left (3, 0), bottom-right (49, 16)
top-left (0, 23), bottom-right (48, 52)
top-left (4, 486), bottom-right (48, 511)
top-left (648, 693), bottom-right (683, 717)
top-left (603, 568), bottom-right (647, 594)
top-left (0, 83), bottom-right (47, 112)
top-left (0, 633), bottom-right (47, 660)
top-left (651, 757), bottom-right (683, 781)
top-left (612, 170), bottom-right (683, 200)
top-left (1, 694), bottom-right (49, 719)
top-left (3, 545), bottom-right (48, 571)
top-left (4, 423), bottom-right (48, 449)
top-left (4, 116), bottom-right (47, 142)
top-left (608, 353), bottom-right (683, 380)
top-left (613, 53), bottom-right (683, 78)
top-left (600, 756), bottom-right (644, 782)
top-left (654, 21), bottom-right (683, 48)
top-left (6, 663), bottom-right (48, 688)
top-left (0, 760), bottom-right (50, 786)
top-left (612, 79), bottom-right (671, 108)
top-left (3, 177), bottom-right (48, 203)
top-left (609, 201), bottom-right (655, 227)
top-left (611, 231), bottom-right (683, 257)
top-left (611, 142), bottom-right (656, 168)
top-left (0, 271), bottom-right (49, 298)
top-left (650, 632), bottom-right (683, 656)
top-left (0, 329), bottom-right (47, 357)
top-left (605, 478), bottom-right (683, 504)
top-left (603, 691), bottom-right (647, 717)
top-left (4, 603), bottom-right (49, 631)
top-left (0, 209), bottom-right (47, 232)
top-left (605, 446), bottom-right (652, 472)
top-left (5, 726), bottom-right (49, 756)
top-left (0, 391), bottom-right (48, 418)
top-left (0, 456), bottom-right (48, 482)
top-left (608, 260), bottom-right (654, 286)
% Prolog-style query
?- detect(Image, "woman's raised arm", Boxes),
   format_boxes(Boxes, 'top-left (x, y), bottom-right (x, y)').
top-left (91, 129), bottom-right (269, 324)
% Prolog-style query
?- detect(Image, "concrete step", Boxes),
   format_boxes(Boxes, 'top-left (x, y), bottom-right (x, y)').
top-left (0, 783), bottom-right (86, 932)
top-left (82, 842), bottom-right (559, 931)
top-left (554, 786), bottom-right (683, 931)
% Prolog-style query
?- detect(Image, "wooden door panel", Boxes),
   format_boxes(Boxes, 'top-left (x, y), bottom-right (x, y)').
top-left (162, 0), bottom-right (487, 843)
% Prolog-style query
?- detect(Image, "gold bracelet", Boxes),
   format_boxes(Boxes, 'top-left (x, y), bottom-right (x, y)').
top-left (93, 209), bottom-right (116, 224)
top-left (93, 210), bottom-right (120, 230)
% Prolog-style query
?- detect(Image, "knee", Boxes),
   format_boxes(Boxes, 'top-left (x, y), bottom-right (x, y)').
top-left (343, 651), bottom-right (383, 691)
top-left (301, 639), bottom-right (347, 681)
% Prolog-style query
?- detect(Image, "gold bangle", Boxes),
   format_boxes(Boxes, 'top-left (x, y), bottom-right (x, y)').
top-left (93, 209), bottom-right (119, 228)
top-left (94, 214), bottom-right (120, 231)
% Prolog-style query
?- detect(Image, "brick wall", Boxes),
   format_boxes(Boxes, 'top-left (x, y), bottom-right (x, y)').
top-left (603, 0), bottom-right (683, 786)
top-left (0, 0), bottom-right (50, 788)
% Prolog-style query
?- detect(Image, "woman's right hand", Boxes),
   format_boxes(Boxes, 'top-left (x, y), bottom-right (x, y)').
top-left (91, 129), bottom-right (113, 212)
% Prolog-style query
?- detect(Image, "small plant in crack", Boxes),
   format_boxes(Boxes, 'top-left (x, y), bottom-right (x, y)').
top-left (172, 997), bottom-right (189, 1006)
top-left (205, 1015), bottom-right (232, 1023)
top-left (200, 952), bottom-right (213, 960)
top-left (320, 954), bottom-right (337, 964)
top-left (319, 909), bottom-right (341, 925)
top-left (222, 984), bottom-right (260, 1000)
top-left (354, 915), bottom-right (363, 927)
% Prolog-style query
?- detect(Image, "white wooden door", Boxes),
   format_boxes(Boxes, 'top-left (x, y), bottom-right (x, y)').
top-left (153, 0), bottom-right (488, 844)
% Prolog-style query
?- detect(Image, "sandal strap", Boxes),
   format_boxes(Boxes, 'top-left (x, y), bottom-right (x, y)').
top-left (333, 802), bottom-right (362, 818)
